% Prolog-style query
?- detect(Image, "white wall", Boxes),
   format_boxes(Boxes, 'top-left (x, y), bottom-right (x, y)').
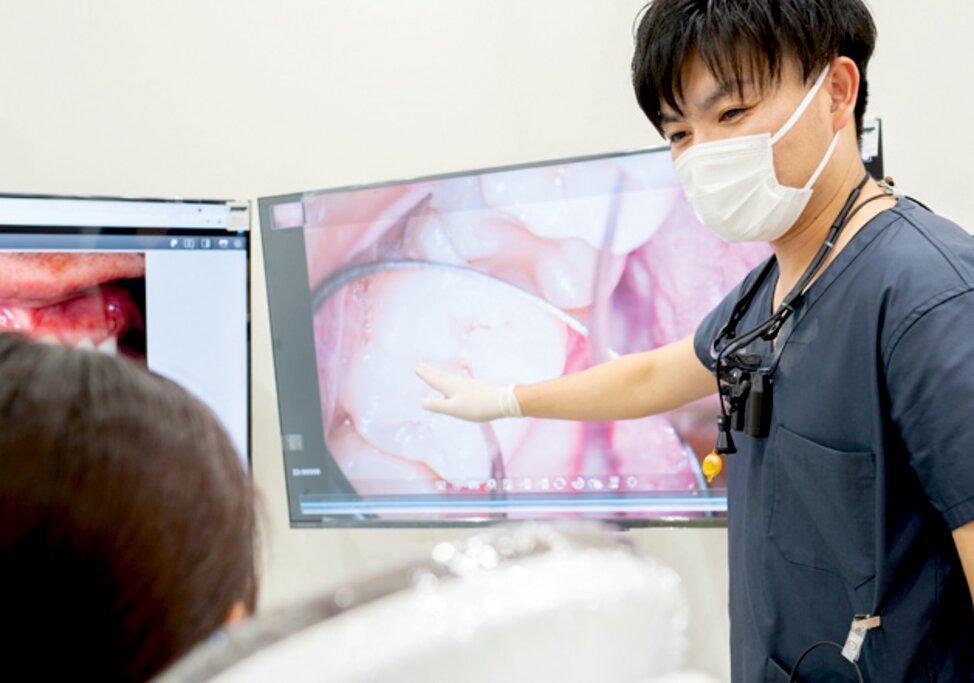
top-left (866, 1), bottom-right (974, 227)
top-left (2, 2), bottom-right (971, 680)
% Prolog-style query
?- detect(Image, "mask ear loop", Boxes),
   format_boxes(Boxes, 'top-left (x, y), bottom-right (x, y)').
top-left (802, 131), bottom-right (842, 190)
top-left (769, 67), bottom-right (839, 192)
top-left (770, 68), bottom-right (831, 145)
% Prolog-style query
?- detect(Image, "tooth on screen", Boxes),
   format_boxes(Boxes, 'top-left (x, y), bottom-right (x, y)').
top-left (75, 338), bottom-right (96, 350)
top-left (36, 334), bottom-right (61, 346)
top-left (97, 336), bottom-right (118, 355)
top-left (334, 268), bottom-right (567, 487)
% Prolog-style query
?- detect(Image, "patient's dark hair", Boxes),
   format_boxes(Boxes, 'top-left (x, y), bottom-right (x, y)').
top-left (0, 334), bottom-right (257, 682)
top-left (632, 0), bottom-right (877, 141)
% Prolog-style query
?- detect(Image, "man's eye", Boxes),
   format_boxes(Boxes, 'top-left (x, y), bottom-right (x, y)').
top-left (668, 131), bottom-right (688, 144)
top-left (720, 108), bottom-right (747, 122)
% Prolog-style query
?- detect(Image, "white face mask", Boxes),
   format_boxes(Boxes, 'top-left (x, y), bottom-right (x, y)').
top-left (673, 69), bottom-right (840, 243)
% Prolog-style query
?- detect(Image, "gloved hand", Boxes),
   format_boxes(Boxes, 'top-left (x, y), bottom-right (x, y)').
top-left (415, 363), bottom-right (522, 422)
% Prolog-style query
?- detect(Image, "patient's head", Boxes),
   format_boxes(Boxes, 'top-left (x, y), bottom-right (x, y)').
top-left (0, 334), bottom-right (257, 682)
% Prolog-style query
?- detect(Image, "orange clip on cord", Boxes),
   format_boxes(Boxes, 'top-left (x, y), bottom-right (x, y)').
top-left (702, 451), bottom-right (723, 484)
top-left (705, 414), bottom-right (733, 484)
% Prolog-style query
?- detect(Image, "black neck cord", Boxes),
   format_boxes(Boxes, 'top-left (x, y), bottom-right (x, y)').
top-left (714, 172), bottom-right (869, 355)
top-left (788, 640), bottom-right (865, 683)
top-left (712, 171), bottom-right (894, 433)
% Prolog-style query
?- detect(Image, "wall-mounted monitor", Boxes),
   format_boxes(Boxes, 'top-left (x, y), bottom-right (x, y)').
top-left (0, 195), bottom-right (251, 466)
top-left (260, 147), bottom-right (781, 526)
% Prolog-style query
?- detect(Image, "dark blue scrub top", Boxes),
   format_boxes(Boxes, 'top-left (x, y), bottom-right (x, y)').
top-left (694, 199), bottom-right (974, 682)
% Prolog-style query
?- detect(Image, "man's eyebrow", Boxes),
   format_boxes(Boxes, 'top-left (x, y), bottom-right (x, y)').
top-left (659, 110), bottom-right (683, 125)
top-left (697, 83), bottom-right (734, 113)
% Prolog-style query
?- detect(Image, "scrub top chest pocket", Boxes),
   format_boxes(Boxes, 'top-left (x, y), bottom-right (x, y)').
top-left (768, 425), bottom-right (877, 589)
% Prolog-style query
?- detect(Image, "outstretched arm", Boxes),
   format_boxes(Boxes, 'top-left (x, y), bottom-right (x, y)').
top-left (953, 521), bottom-right (974, 610)
top-left (417, 335), bottom-right (716, 422)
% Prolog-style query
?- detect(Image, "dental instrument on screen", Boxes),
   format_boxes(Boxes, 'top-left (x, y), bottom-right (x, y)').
top-left (312, 259), bottom-right (593, 330)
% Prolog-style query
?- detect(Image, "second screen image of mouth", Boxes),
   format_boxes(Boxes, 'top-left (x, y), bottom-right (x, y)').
top-left (0, 252), bottom-right (147, 362)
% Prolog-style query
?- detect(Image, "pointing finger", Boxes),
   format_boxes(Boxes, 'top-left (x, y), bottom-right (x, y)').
top-left (415, 363), bottom-right (457, 394)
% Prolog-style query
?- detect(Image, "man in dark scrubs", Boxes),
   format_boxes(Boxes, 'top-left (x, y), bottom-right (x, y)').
top-left (417, 0), bottom-right (974, 679)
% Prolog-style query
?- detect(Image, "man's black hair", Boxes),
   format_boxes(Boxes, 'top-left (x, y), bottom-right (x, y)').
top-left (632, 0), bottom-right (877, 141)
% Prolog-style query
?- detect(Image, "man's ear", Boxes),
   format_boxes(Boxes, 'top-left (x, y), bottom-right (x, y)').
top-left (827, 56), bottom-right (860, 133)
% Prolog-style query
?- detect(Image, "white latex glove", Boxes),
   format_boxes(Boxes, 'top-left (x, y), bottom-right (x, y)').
top-left (415, 363), bottom-right (522, 422)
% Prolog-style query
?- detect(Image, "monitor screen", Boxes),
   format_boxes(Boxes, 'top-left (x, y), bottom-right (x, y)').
top-left (260, 147), bottom-right (772, 526)
top-left (0, 195), bottom-right (251, 466)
